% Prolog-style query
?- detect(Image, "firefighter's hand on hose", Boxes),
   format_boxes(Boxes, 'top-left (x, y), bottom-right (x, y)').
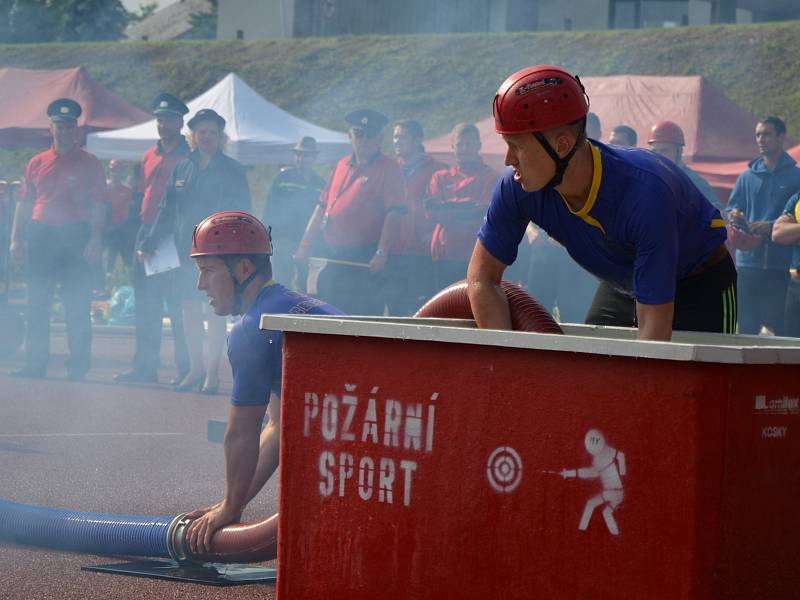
top-left (185, 500), bottom-right (223, 520)
top-left (186, 500), bottom-right (242, 556)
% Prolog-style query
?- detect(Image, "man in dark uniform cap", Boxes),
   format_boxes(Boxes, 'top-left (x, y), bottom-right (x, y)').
top-left (261, 136), bottom-right (325, 289)
top-left (114, 93), bottom-right (191, 384)
top-left (9, 99), bottom-right (108, 379)
top-left (295, 109), bottom-right (405, 314)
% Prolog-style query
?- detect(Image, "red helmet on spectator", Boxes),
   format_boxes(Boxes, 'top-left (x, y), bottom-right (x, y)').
top-left (648, 121), bottom-right (685, 146)
top-left (726, 223), bottom-right (763, 252)
top-left (190, 211), bottom-right (273, 257)
top-left (493, 65), bottom-right (589, 135)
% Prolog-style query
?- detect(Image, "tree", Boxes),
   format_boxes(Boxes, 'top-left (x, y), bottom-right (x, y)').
top-left (49, 0), bottom-right (129, 42)
top-left (2, 0), bottom-right (130, 43)
top-left (0, 0), bottom-right (12, 42)
top-left (8, 0), bottom-right (56, 43)
top-left (185, 0), bottom-right (217, 39)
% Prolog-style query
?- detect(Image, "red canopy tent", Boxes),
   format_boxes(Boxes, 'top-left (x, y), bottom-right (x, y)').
top-left (425, 75), bottom-right (788, 201)
top-left (687, 145), bottom-right (800, 194)
top-left (0, 67), bottom-right (150, 149)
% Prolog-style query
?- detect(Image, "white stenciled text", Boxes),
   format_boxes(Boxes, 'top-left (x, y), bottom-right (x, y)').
top-left (305, 385), bottom-right (438, 507)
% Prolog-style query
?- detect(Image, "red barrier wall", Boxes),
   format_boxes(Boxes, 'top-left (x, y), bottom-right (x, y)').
top-left (276, 333), bottom-right (799, 599)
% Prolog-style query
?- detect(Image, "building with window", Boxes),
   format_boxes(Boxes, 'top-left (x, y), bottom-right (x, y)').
top-left (217, 0), bottom-right (800, 40)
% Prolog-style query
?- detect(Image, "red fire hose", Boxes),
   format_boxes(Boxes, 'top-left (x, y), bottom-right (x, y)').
top-left (414, 279), bottom-right (564, 334)
top-left (169, 512), bottom-right (278, 563)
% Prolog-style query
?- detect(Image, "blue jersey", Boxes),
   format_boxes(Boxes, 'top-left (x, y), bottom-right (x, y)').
top-left (478, 142), bottom-right (726, 305)
top-left (227, 282), bottom-right (342, 406)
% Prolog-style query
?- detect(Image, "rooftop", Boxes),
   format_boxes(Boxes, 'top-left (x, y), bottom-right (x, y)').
top-left (125, 0), bottom-right (212, 41)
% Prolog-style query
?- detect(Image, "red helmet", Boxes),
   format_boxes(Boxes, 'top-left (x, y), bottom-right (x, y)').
top-left (648, 121), bottom-right (685, 146)
top-left (726, 223), bottom-right (763, 252)
top-left (190, 211), bottom-right (273, 257)
top-left (493, 65), bottom-right (589, 135)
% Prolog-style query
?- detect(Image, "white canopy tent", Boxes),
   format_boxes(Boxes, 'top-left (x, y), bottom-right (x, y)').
top-left (86, 73), bottom-right (351, 165)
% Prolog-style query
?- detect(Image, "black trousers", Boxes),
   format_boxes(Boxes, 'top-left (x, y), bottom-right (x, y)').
top-left (24, 221), bottom-right (92, 375)
top-left (384, 254), bottom-right (435, 316)
top-left (316, 245), bottom-right (385, 315)
top-left (585, 254), bottom-right (738, 334)
top-left (736, 266), bottom-right (789, 335)
top-left (130, 226), bottom-right (189, 376)
top-left (106, 224), bottom-right (135, 273)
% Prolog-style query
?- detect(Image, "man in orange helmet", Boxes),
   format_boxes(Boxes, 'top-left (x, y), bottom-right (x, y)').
top-left (647, 120), bottom-right (722, 210)
top-left (183, 211), bottom-right (341, 554)
top-left (468, 65), bottom-right (736, 340)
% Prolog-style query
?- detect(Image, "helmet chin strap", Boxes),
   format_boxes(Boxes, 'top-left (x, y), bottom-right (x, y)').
top-left (532, 116), bottom-right (587, 188)
top-left (225, 262), bottom-right (258, 316)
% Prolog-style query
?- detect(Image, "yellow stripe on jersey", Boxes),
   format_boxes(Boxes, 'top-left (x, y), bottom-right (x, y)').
top-left (559, 142), bottom-right (606, 235)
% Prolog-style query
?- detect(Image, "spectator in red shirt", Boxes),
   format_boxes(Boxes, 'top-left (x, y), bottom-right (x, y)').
top-left (296, 109), bottom-right (405, 314)
top-left (427, 123), bottom-right (500, 290)
top-left (386, 119), bottom-right (446, 315)
top-left (8, 99), bottom-right (107, 380)
top-left (114, 93), bottom-right (191, 385)
top-left (103, 160), bottom-right (135, 277)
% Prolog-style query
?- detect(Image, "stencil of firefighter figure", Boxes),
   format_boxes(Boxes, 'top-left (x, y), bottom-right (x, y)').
top-left (560, 429), bottom-right (626, 536)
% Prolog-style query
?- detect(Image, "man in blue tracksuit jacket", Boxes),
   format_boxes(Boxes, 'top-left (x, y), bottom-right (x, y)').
top-left (727, 116), bottom-right (800, 335)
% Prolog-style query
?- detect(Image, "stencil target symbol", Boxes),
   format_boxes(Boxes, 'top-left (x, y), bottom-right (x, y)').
top-left (486, 446), bottom-right (523, 493)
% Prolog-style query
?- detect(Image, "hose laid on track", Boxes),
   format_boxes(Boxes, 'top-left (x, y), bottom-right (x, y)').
top-left (0, 498), bottom-right (278, 564)
top-left (0, 499), bottom-right (172, 557)
top-left (414, 279), bottom-right (564, 334)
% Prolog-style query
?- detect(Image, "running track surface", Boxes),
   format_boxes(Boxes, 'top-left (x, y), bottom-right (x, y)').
top-left (0, 327), bottom-right (278, 600)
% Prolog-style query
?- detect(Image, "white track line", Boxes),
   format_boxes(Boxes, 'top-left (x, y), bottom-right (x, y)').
top-left (0, 432), bottom-right (184, 438)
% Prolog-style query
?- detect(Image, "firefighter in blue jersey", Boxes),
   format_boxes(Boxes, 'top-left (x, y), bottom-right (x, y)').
top-left (468, 65), bottom-right (736, 341)
top-left (183, 211), bottom-right (341, 553)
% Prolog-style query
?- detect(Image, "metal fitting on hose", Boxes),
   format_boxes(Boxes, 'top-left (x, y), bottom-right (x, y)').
top-left (166, 513), bottom-right (197, 564)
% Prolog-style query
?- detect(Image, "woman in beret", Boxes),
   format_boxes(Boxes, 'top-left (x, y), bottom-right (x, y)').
top-left (141, 109), bottom-right (251, 393)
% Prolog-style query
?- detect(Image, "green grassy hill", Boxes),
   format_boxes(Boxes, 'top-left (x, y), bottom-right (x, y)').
top-left (1, 21), bottom-right (799, 193)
